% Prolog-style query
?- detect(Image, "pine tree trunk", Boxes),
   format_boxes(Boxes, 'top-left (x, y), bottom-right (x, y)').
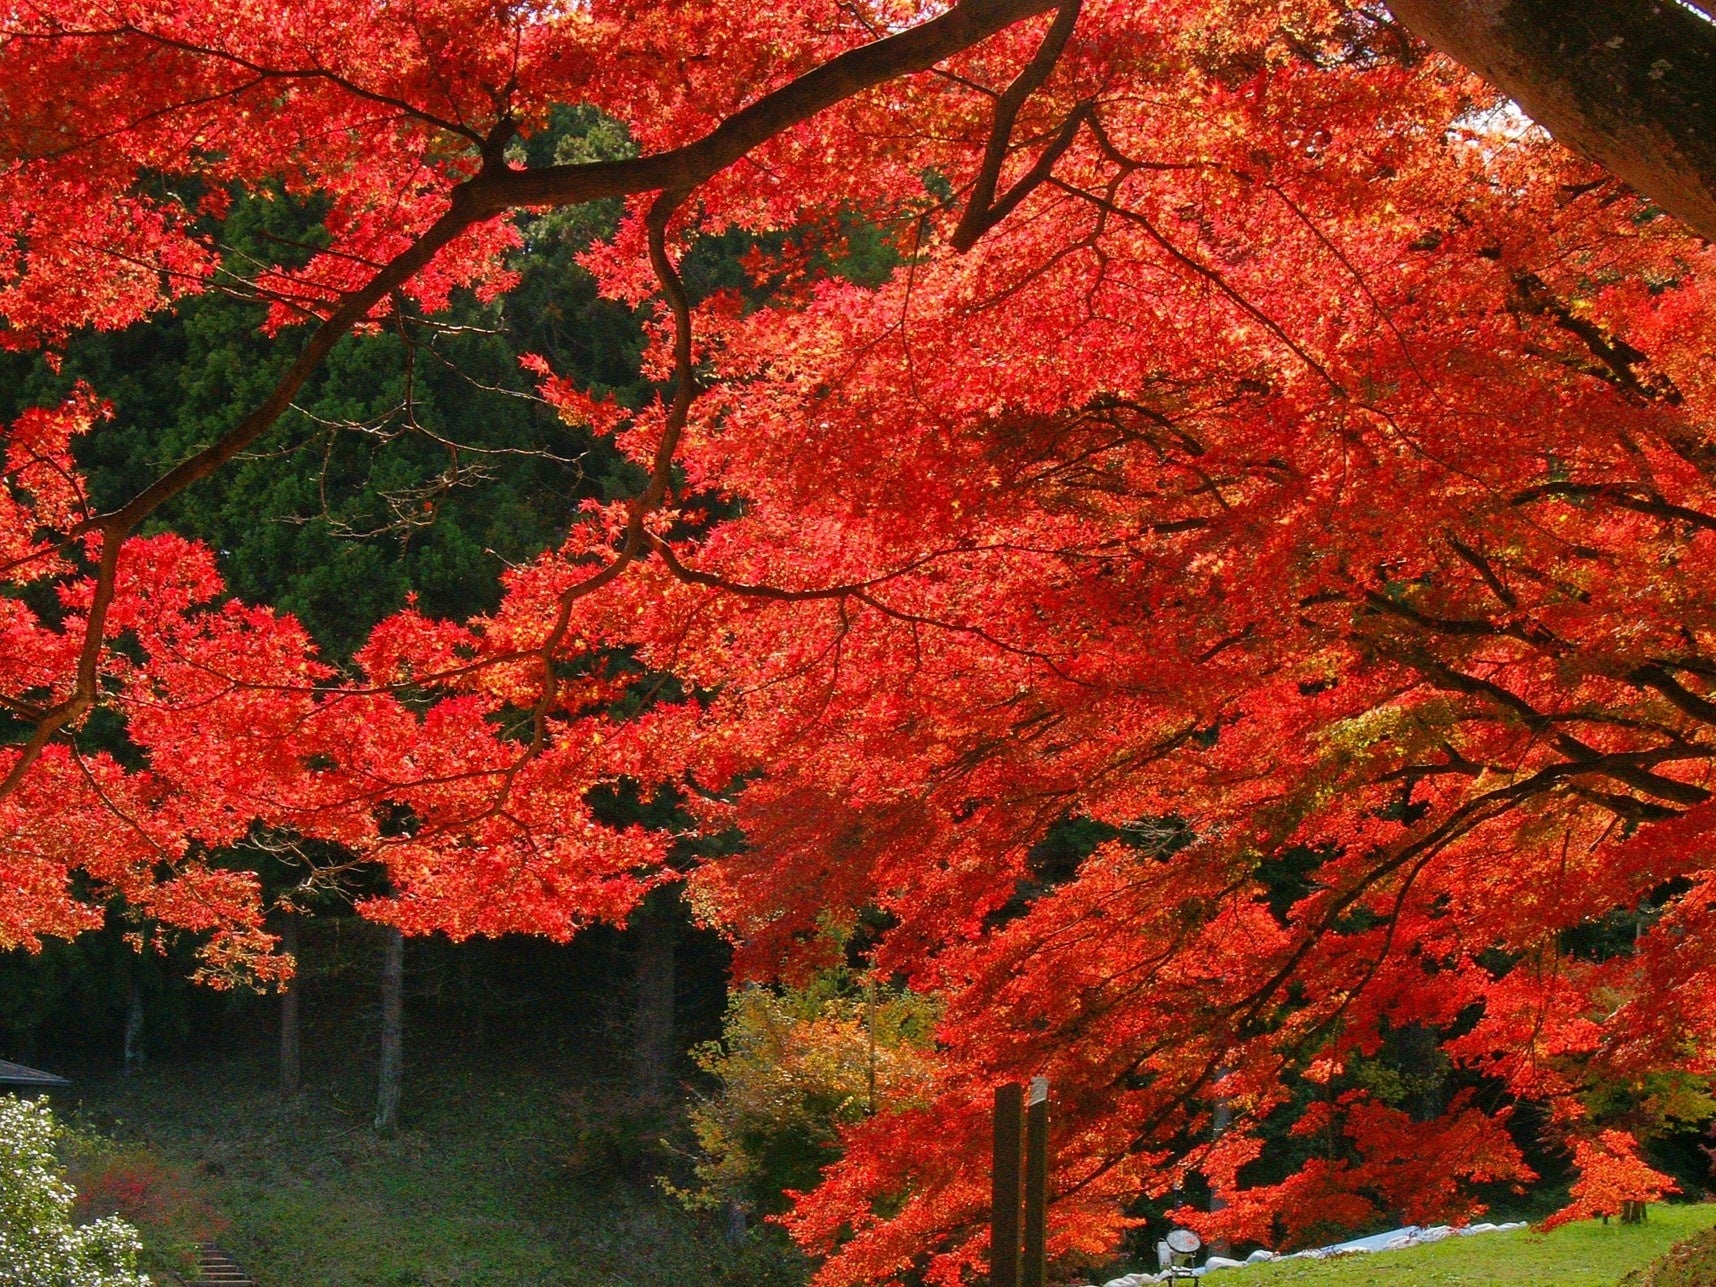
top-left (279, 915), bottom-right (302, 1097)
top-left (631, 888), bottom-right (677, 1106)
top-left (374, 925), bottom-right (404, 1134)
top-left (460, 951), bottom-right (485, 1051)
top-left (122, 981), bottom-right (145, 1075)
top-left (723, 1199), bottom-right (748, 1246)
top-left (1399, 1023), bottom-right (1444, 1121)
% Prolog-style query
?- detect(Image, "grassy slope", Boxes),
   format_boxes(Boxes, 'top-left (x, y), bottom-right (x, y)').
top-left (1234, 1205), bottom-right (1716, 1287)
top-left (71, 1050), bottom-right (803, 1287)
top-left (1620, 1224), bottom-right (1716, 1286)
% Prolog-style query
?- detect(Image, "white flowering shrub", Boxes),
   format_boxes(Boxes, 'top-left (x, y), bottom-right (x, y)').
top-left (0, 1097), bottom-right (150, 1287)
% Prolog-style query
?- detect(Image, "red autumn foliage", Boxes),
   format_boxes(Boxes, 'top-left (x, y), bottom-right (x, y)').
top-left (4, 0), bottom-right (1716, 1279)
top-left (71, 1147), bottom-right (229, 1250)
top-left (1539, 1131), bottom-right (1680, 1231)
top-left (1169, 1091), bottom-right (1534, 1249)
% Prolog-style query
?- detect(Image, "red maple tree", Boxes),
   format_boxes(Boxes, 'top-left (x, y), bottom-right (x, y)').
top-left (4, 0), bottom-right (1716, 1279)
top-left (1540, 1130), bottom-right (1679, 1231)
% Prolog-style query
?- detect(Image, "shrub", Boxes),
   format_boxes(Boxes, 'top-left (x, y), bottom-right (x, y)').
top-left (670, 976), bottom-right (938, 1217)
top-left (62, 1129), bottom-right (224, 1280)
top-left (0, 1096), bottom-right (150, 1287)
top-left (1541, 1130), bottom-right (1681, 1231)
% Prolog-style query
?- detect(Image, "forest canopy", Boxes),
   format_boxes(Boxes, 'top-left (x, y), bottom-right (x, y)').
top-left (2, 0), bottom-right (1716, 1281)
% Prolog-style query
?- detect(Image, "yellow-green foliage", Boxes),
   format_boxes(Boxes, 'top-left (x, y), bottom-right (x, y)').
top-left (672, 976), bottom-right (938, 1214)
top-left (1582, 1070), bottom-right (1716, 1142)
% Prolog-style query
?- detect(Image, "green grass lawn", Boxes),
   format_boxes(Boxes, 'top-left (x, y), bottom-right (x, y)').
top-left (1231, 1204), bottom-right (1716, 1287)
top-left (69, 1049), bottom-right (803, 1287)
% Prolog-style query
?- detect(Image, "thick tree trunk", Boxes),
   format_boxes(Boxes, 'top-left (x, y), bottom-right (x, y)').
top-left (1389, 0), bottom-right (1716, 241)
top-left (374, 926), bottom-right (404, 1134)
top-left (279, 915), bottom-right (302, 1097)
top-left (1398, 1022), bottom-right (1444, 1121)
top-left (630, 888), bottom-right (677, 1106)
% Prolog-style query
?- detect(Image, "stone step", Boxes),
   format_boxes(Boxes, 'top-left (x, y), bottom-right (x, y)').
top-left (192, 1243), bottom-right (257, 1287)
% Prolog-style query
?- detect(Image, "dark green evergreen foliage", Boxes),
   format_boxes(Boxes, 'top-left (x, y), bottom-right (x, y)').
top-left (0, 919), bottom-right (220, 1072)
top-left (0, 109), bottom-right (648, 659)
top-left (1026, 816), bottom-right (1125, 888)
top-left (681, 204), bottom-right (903, 312)
top-left (1017, 813), bottom-right (1192, 896)
top-left (1560, 878), bottom-right (1695, 964)
top-left (0, 106), bottom-right (738, 1085)
top-left (0, 902), bottom-right (732, 1092)
top-left (1254, 846), bottom-right (1335, 926)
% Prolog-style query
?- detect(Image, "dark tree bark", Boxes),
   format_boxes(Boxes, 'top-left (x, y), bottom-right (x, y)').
top-left (459, 951), bottom-right (485, 1050)
top-left (279, 914), bottom-right (302, 1097)
top-left (1398, 1022), bottom-right (1445, 1121)
top-left (630, 887), bottom-right (678, 1106)
top-left (1210, 1074), bottom-right (1231, 1257)
top-left (1389, 0), bottom-right (1716, 241)
top-left (723, 1199), bottom-right (749, 1246)
top-left (374, 925), bottom-right (404, 1134)
top-left (122, 980), bottom-right (145, 1075)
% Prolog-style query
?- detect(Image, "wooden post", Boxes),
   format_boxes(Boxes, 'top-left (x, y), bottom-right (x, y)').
top-left (1210, 1069), bottom-right (1230, 1258)
top-left (1022, 1076), bottom-right (1049, 1287)
top-left (991, 1083), bottom-right (1023, 1287)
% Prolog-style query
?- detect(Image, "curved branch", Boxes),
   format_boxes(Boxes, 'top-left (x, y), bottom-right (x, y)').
top-left (949, 0), bottom-right (1086, 251)
top-left (475, 0), bottom-right (1062, 213)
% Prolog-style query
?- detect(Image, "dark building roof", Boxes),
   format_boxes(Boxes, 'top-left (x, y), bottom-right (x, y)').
top-left (0, 1059), bottom-right (70, 1088)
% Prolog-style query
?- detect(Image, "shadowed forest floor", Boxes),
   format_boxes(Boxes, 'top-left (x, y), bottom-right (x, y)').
top-left (69, 1047), bottom-right (804, 1287)
top-left (57, 1055), bottom-right (1716, 1286)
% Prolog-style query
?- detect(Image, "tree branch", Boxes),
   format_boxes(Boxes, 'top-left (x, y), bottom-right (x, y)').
top-left (1388, 0), bottom-right (1716, 241)
top-left (949, 0), bottom-right (1085, 251)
